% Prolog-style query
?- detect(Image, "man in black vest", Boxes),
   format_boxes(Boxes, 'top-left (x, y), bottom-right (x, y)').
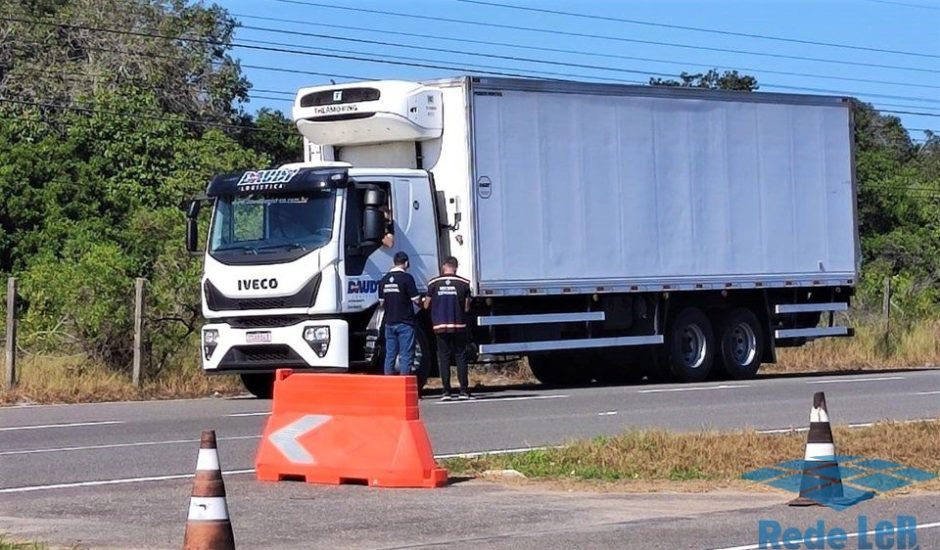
top-left (378, 252), bottom-right (421, 376)
top-left (425, 256), bottom-right (472, 400)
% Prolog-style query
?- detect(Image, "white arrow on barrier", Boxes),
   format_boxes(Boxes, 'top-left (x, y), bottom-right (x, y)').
top-left (268, 414), bottom-right (332, 464)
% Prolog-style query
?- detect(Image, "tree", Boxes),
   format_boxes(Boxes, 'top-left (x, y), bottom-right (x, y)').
top-left (235, 108), bottom-right (302, 167)
top-left (0, 0), bottom-right (248, 123)
top-left (649, 69), bottom-right (759, 91)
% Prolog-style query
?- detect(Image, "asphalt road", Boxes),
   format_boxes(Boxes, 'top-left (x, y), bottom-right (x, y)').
top-left (1, 369), bottom-right (938, 549)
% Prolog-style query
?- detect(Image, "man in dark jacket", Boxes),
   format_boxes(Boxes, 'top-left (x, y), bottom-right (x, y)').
top-left (425, 257), bottom-right (473, 400)
top-left (378, 252), bottom-right (421, 375)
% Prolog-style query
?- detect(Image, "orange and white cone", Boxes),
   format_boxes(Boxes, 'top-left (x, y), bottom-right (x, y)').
top-left (183, 430), bottom-right (236, 550)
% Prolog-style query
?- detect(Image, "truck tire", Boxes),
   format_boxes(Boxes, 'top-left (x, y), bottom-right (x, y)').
top-left (661, 307), bottom-right (715, 383)
top-left (371, 325), bottom-right (435, 389)
top-left (412, 325), bottom-right (434, 389)
top-left (527, 352), bottom-right (593, 387)
top-left (717, 308), bottom-right (764, 380)
top-left (240, 372), bottom-right (275, 399)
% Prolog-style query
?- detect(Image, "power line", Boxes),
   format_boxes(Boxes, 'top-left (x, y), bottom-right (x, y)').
top-left (236, 23), bottom-right (940, 91)
top-left (14, 61), bottom-right (939, 120)
top-left (235, 13), bottom-right (940, 90)
top-left (880, 109), bottom-right (940, 117)
top-left (239, 37), bottom-right (645, 83)
top-left (0, 97), bottom-right (297, 136)
top-left (459, 0), bottom-right (940, 60)
top-left (271, 0), bottom-right (940, 74)
top-left (875, 102), bottom-right (940, 111)
top-left (240, 24), bottom-right (679, 80)
top-left (0, 16), bottom-right (641, 84)
top-left (6, 15), bottom-right (940, 107)
top-left (235, 35), bottom-right (940, 103)
top-left (863, 0), bottom-right (940, 10)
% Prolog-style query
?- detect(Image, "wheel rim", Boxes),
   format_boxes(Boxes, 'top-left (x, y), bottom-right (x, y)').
top-left (680, 324), bottom-right (707, 369)
top-left (729, 322), bottom-right (757, 366)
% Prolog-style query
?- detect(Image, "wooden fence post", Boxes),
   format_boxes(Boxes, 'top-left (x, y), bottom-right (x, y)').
top-left (132, 278), bottom-right (146, 387)
top-left (882, 277), bottom-right (892, 356)
top-left (4, 277), bottom-right (16, 390)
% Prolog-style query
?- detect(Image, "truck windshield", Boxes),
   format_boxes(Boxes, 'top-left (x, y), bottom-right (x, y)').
top-left (209, 189), bottom-right (336, 264)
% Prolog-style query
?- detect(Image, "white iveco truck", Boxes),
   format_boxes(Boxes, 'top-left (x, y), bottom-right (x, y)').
top-left (186, 76), bottom-right (859, 398)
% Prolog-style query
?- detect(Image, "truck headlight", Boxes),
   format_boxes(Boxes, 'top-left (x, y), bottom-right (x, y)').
top-left (303, 326), bottom-right (330, 358)
top-left (203, 329), bottom-right (219, 360)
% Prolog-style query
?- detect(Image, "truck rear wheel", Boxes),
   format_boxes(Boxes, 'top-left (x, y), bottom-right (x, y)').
top-left (527, 352), bottom-right (593, 387)
top-left (240, 372), bottom-right (275, 399)
top-left (717, 308), bottom-right (764, 380)
top-left (661, 307), bottom-right (715, 383)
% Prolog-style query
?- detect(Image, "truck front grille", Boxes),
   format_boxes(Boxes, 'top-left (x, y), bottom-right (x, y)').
top-left (227, 316), bottom-right (305, 329)
top-left (205, 275), bottom-right (321, 311)
top-left (222, 345), bottom-right (305, 365)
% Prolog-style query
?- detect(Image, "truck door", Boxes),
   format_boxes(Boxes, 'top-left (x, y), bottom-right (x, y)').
top-left (390, 174), bottom-right (439, 290)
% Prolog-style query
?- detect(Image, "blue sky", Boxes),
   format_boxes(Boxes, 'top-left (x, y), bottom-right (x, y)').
top-left (217, 0), bottom-right (940, 138)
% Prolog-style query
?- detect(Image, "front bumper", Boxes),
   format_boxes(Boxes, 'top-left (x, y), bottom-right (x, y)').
top-left (201, 318), bottom-right (349, 373)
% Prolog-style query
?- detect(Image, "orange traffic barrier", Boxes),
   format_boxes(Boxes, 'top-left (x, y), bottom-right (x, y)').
top-left (255, 369), bottom-right (448, 488)
top-left (183, 430), bottom-right (236, 550)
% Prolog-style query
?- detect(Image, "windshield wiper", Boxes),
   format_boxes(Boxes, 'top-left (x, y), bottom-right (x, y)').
top-left (256, 242), bottom-right (307, 253)
top-left (214, 244), bottom-right (258, 255)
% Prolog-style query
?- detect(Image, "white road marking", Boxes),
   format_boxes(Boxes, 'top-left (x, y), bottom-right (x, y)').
top-left (915, 390), bottom-right (940, 395)
top-left (0, 469), bottom-right (257, 494)
top-left (757, 427), bottom-right (809, 434)
top-left (638, 384), bottom-right (749, 394)
top-left (807, 376), bottom-right (906, 384)
top-left (435, 446), bottom-right (561, 459)
top-left (0, 420), bottom-right (124, 432)
top-left (0, 435), bottom-right (261, 457)
top-left (226, 411), bottom-right (271, 417)
top-left (0, 445), bottom-right (557, 493)
top-left (434, 394), bottom-right (568, 404)
top-left (711, 520), bottom-right (940, 550)
top-left (757, 419), bottom-right (936, 434)
top-left (598, 411), bottom-right (618, 416)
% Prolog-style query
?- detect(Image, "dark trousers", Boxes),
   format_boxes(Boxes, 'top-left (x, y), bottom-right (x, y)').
top-left (436, 331), bottom-right (468, 394)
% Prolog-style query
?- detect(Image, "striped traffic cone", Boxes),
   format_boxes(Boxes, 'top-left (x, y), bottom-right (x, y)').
top-left (183, 430), bottom-right (236, 550)
top-left (788, 392), bottom-right (873, 508)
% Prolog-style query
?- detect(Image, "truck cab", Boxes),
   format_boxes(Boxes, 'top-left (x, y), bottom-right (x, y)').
top-left (188, 81), bottom-right (454, 397)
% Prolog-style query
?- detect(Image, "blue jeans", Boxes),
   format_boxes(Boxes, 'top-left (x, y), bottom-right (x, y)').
top-left (384, 323), bottom-right (416, 375)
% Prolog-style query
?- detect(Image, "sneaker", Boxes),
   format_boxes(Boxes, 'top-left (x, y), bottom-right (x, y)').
top-left (458, 393), bottom-right (475, 400)
top-left (440, 394), bottom-right (454, 401)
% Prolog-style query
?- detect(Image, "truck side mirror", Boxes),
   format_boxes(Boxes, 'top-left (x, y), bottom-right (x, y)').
top-left (363, 188), bottom-right (387, 207)
top-left (362, 207), bottom-right (385, 244)
top-left (185, 200), bottom-right (201, 255)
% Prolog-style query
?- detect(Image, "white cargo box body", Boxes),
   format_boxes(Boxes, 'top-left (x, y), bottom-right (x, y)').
top-left (466, 78), bottom-right (858, 295)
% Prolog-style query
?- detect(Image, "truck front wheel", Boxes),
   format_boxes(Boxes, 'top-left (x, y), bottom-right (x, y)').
top-left (240, 372), bottom-right (275, 399)
top-left (660, 307), bottom-right (715, 383)
top-left (717, 308), bottom-right (764, 380)
top-left (370, 324), bottom-right (436, 389)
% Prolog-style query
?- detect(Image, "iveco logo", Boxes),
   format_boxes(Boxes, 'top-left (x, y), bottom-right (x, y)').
top-left (333, 90), bottom-right (342, 102)
top-left (238, 278), bottom-right (279, 291)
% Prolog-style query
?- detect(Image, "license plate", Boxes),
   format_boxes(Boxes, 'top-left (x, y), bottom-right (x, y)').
top-left (246, 331), bottom-right (272, 344)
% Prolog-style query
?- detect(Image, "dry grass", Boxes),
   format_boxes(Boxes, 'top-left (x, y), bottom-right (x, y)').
top-left (426, 358), bottom-right (538, 390)
top-left (445, 420), bottom-right (940, 492)
top-left (0, 353), bottom-right (242, 405)
top-left (0, 536), bottom-right (44, 550)
top-left (768, 319), bottom-right (940, 374)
